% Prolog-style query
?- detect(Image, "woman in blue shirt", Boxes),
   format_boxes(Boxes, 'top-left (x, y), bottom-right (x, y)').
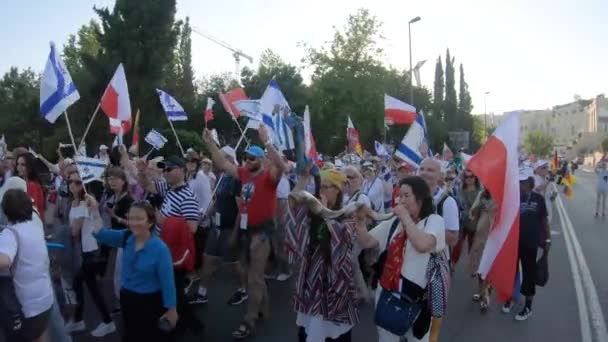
top-left (87, 195), bottom-right (178, 342)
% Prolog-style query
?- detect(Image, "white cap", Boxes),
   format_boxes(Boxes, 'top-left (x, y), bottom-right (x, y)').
top-left (519, 167), bottom-right (535, 181)
top-left (99, 144), bottom-right (108, 151)
top-left (0, 176), bottom-right (27, 202)
top-left (220, 146), bottom-right (236, 162)
top-left (534, 160), bottom-right (549, 170)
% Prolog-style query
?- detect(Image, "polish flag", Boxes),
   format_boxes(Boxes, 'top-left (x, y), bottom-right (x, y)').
top-left (109, 116), bottom-right (132, 135)
top-left (467, 111), bottom-right (520, 302)
top-left (100, 64), bottom-right (131, 121)
top-left (384, 94), bottom-right (417, 125)
top-left (303, 105), bottom-right (319, 161)
top-left (347, 116), bottom-right (363, 156)
top-left (219, 88), bottom-right (248, 119)
top-left (204, 97), bottom-right (215, 123)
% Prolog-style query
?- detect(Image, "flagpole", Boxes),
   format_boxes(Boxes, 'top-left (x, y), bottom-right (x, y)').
top-left (78, 102), bottom-right (101, 150)
top-left (64, 110), bottom-right (88, 194)
top-left (166, 117), bottom-right (185, 156)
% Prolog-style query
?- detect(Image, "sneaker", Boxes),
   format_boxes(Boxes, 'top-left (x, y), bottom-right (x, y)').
top-left (185, 276), bottom-right (200, 295)
top-left (65, 320), bottom-right (86, 333)
top-left (227, 290), bottom-right (248, 306)
top-left (189, 294), bottom-right (209, 305)
top-left (276, 272), bottom-right (292, 282)
top-left (91, 321), bottom-right (116, 337)
top-left (501, 302), bottom-right (513, 314)
top-left (515, 307), bottom-right (532, 321)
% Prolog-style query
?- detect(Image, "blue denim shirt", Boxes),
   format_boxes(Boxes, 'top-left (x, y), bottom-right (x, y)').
top-left (94, 229), bottom-right (176, 308)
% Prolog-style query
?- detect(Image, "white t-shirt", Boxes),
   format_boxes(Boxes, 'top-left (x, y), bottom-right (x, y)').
top-left (369, 214), bottom-right (446, 288)
top-left (596, 169), bottom-right (608, 190)
top-left (69, 204), bottom-right (99, 253)
top-left (0, 215), bottom-right (54, 318)
top-left (364, 177), bottom-right (385, 212)
top-left (188, 170), bottom-right (212, 212)
top-left (277, 176), bottom-right (290, 199)
top-left (433, 188), bottom-right (459, 232)
top-left (343, 190), bottom-right (371, 208)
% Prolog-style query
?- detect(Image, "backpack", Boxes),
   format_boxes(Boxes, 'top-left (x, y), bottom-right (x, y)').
top-left (0, 226), bottom-right (25, 340)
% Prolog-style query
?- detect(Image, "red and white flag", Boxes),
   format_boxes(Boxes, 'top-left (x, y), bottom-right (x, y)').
top-left (303, 105), bottom-right (319, 161)
top-left (109, 117), bottom-right (132, 135)
top-left (204, 97), bottom-right (215, 123)
top-left (219, 88), bottom-right (248, 119)
top-left (467, 111), bottom-right (521, 303)
top-left (347, 116), bottom-right (363, 156)
top-left (100, 64), bottom-right (131, 121)
top-left (384, 94), bottom-right (416, 125)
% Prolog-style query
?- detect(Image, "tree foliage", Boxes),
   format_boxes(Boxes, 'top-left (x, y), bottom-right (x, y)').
top-left (524, 130), bottom-right (554, 157)
top-left (432, 56), bottom-right (444, 121)
top-left (443, 48), bottom-right (458, 131)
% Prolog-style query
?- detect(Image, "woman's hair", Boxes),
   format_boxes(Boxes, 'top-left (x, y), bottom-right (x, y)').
top-left (106, 166), bottom-right (128, 192)
top-left (17, 153), bottom-right (41, 183)
top-left (398, 176), bottom-right (435, 219)
top-left (461, 169), bottom-right (480, 190)
top-left (130, 201), bottom-right (156, 231)
top-left (67, 171), bottom-right (86, 201)
top-left (2, 189), bottom-right (33, 223)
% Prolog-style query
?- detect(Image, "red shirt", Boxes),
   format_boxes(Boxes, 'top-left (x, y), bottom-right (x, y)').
top-left (27, 181), bottom-right (45, 218)
top-left (238, 167), bottom-right (278, 227)
top-left (160, 216), bottom-right (195, 272)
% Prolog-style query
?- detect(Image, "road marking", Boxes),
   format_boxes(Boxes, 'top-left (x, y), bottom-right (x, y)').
top-left (557, 196), bottom-right (608, 342)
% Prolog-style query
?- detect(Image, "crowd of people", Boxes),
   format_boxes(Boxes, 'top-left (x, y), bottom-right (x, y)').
top-left (0, 126), bottom-right (576, 342)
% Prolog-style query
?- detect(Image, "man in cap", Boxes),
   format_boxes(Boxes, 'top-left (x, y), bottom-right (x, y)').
top-left (202, 126), bottom-right (285, 339)
top-left (533, 160), bottom-right (557, 223)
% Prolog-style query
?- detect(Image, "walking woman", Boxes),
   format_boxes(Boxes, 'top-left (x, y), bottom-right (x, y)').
top-left (452, 169), bottom-right (481, 263)
top-left (286, 168), bottom-right (359, 342)
top-left (594, 161), bottom-right (608, 217)
top-left (354, 176), bottom-right (446, 342)
top-left (64, 171), bottom-right (115, 337)
top-left (16, 153), bottom-right (45, 218)
top-left (91, 198), bottom-right (178, 342)
top-left (468, 188), bottom-right (496, 311)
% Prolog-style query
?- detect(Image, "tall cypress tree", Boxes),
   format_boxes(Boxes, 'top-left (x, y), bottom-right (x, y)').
top-left (176, 17), bottom-right (195, 104)
top-left (432, 56), bottom-right (444, 121)
top-left (458, 63), bottom-right (473, 132)
top-left (443, 48), bottom-right (458, 130)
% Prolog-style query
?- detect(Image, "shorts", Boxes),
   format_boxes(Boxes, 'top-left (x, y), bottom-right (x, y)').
top-left (204, 227), bottom-right (238, 263)
top-left (19, 306), bottom-right (52, 341)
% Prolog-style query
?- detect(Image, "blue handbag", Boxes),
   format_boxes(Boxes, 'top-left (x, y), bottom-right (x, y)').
top-left (374, 286), bottom-right (424, 336)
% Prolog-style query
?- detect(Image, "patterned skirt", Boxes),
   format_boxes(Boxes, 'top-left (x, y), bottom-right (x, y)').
top-left (426, 251), bottom-right (451, 317)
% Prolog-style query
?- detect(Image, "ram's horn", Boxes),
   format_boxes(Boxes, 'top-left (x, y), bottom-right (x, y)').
top-left (288, 190), bottom-right (395, 221)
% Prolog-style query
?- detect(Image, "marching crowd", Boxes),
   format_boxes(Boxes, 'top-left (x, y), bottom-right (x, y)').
top-left (0, 125), bottom-right (574, 342)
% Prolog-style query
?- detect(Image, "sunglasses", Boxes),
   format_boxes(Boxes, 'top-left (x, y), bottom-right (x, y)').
top-left (245, 155), bottom-right (258, 162)
top-left (186, 159), bottom-right (198, 163)
top-left (464, 175), bottom-right (475, 179)
top-left (163, 167), bottom-right (177, 173)
top-left (68, 180), bottom-right (82, 186)
top-left (346, 175), bottom-right (357, 180)
top-left (445, 177), bottom-right (455, 182)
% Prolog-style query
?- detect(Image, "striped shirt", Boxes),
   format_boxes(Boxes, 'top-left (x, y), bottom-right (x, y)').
top-left (154, 180), bottom-right (200, 222)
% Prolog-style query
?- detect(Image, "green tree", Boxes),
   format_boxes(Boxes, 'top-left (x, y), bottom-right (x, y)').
top-left (443, 49), bottom-right (457, 130)
top-left (524, 130), bottom-right (554, 157)
top-left (432, 56), bottom-right (444, 121)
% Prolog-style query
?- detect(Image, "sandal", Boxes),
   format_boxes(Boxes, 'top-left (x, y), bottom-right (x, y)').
top-left (472, 294), bottom-right (481, 302)
top-left (232, 322), bottom-right (252, 339)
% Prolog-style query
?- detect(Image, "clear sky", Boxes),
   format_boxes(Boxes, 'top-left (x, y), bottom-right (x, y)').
top-left (2, 0), bottom-right (607, 115)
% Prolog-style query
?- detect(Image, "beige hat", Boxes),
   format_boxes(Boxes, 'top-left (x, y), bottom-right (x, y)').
top-left (0, 177), bottom-right (27, 202)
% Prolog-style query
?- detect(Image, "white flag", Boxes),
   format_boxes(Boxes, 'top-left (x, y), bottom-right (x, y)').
top-left (156, 89), bottom-right (187, 121)
top-left (75, 156), bottom-right (106, 184)
top-left (259, 80), bottom-right (294, 151)
top-left (144, 129), bottom-right (168, 150)
top-left (40, 42), bottom-right (80, 123)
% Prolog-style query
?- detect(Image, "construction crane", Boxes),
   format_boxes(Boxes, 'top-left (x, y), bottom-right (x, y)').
top-left (191, 26), bottom-right (253, 81)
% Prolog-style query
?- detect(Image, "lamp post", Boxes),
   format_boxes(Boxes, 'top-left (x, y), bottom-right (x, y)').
top-left (408, 16), bottom-right (421, 107)
top-left (484, 91), bottom-right (491, 136)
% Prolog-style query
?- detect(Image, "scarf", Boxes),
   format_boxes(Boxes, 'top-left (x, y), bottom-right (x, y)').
top-left (379, 226), bottom-right (407, 291)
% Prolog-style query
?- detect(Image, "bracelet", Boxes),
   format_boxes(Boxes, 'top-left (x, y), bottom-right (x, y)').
top-left (545, 239), bottom-right (552, 243)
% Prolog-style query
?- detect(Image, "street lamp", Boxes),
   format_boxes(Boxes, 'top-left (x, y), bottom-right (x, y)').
top-left (484, 91), bottom-right (491, 136)
top-left (408, 16), bottom-right (421, 107)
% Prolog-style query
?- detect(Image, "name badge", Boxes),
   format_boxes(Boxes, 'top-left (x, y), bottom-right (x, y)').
top-left (240, 214), bottom-right (248, 230)
top-left (214, 212), bottom-right (221, 227)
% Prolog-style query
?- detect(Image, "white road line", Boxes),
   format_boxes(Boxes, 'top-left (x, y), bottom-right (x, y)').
top-left (557, 196), bottom-right (608, 342)
top-left (556, 197), bottom-right (592, 342)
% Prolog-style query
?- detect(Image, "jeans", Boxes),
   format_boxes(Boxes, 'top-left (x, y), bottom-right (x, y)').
top-left (243, 232), bottom-right (271, 328)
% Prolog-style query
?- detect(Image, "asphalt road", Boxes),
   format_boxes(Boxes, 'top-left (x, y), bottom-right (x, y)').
top-left (59, 171), bottom-right (608, 341)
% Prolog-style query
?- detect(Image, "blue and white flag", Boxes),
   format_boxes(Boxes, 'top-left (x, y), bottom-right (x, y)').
top-left (40, 42), bottom-right (80, 123)
top-left (75, 156), bottom-right (106, 184)
top-left (374, 140), bottom-right (388, 157)
top-left (156, 89), bottom-right (187, 121)
top-left (233, 99), bottom-right (263, 129)
top-left (144, 129), bottom-right (168, 150)
top-left (394, 111), bottom-right (432, 168)
top-left (259, 80), bottom-right (294, 151)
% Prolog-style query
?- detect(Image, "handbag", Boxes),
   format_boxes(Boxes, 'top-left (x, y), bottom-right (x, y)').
top-left (374, 280), bottom-right (425, 336)
top-left (535, 253), bottom-right (549, 287)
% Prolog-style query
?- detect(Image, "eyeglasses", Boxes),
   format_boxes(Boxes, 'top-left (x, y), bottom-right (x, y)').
top-left (245, 155), bottom-right (257, 162)
top-left (186, 159), bottom-right (198, 163)
top-left (464, 175), bottom-right (475, 179)
top-left (346, 175), bottom-right (357, 180)
top-left (163, 167), bottom-right (177, 173)
top-left (445, 177), bottom-right (455, 182)
top-left (68, 180), bottom-right (82, 186)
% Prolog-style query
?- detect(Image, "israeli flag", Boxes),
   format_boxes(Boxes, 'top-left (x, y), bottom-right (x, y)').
top-left (394, 112), bottom-right (432, 168)
top-left (234, 100), bottom-right (261, 119)
top-left (259, 80), bottom-right (294, 151)
top-left (374, 140), bottom-right (388, 157)
top-left (156, 89), bottom-right (187, 121)
top-left (75, 156), bottom-right (106, 184)
top-left (144, 129), bottom-right (168, 150)
top-left (40, 42), bottom-right (80, 123)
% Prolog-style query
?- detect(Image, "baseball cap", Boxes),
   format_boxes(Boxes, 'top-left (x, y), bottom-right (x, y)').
top-left (220, 146), bottom-right (236, 162)
top-left (162, 156), bottom-right (186, 169)
top-left (245, 146), bottom-right (265, 159)
top-left (535, 160), bottom-right (549, 169)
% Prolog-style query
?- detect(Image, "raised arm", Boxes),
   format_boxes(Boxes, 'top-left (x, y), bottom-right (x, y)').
top-left (258, 126), bottom-right (286, 181)
top-left (202, 128), bottom-right (238, 178)
top-left (135, 159), bottom-right (157, 194)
